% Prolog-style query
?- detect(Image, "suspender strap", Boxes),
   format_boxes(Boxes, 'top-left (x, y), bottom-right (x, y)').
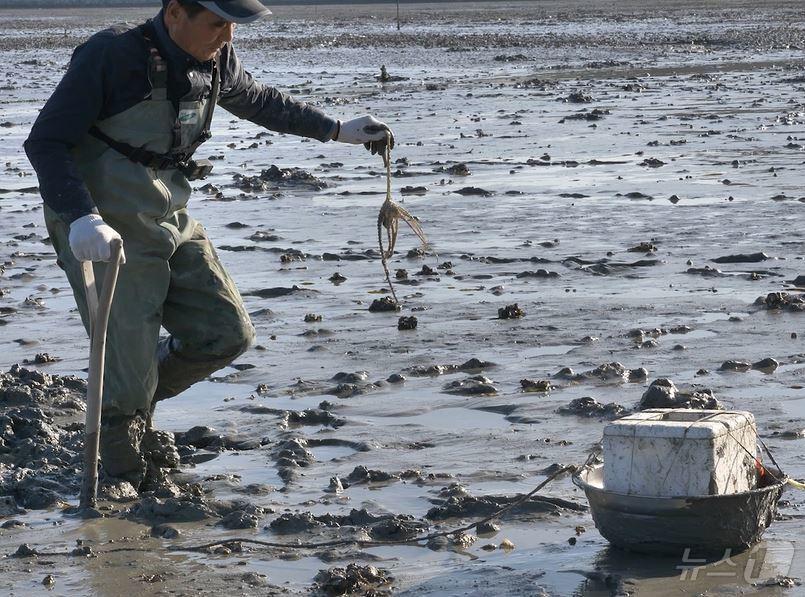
top-left (140, 21), bottom-right (168, 101)
top-left (88, 126), bottom-right (178, 170)
top-left (181, 58), bottom-right (220, 159)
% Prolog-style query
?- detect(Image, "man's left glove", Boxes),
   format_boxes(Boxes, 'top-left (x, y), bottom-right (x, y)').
top-left (335, 115), bottom-right (395, 163)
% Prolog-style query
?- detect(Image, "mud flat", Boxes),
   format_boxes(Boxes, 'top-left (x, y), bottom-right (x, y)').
top-left (1, 1), bottom-right (804, 595)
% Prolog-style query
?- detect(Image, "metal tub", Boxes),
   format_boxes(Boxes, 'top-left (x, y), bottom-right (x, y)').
top-left (572, 464), bottom-right (786, 556)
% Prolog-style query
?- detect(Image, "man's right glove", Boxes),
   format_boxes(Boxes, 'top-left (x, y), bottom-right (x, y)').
top-left (335, 115), bottom-right (395, 164)
top-left (68, 214), bottom-right (126, 263)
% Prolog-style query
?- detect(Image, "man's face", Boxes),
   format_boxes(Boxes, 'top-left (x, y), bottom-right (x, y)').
top-left (164, 1), bottom-right (235, 62)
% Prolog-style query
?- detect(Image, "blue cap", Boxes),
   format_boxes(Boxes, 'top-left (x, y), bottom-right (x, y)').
top-left (196, 0), bottom-right (271, 23)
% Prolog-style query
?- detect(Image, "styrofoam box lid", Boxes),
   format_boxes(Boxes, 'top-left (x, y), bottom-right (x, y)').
top-left (603, 409), bottom-right (756, 440)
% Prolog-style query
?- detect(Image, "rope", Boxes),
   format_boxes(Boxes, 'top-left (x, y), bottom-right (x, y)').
top-left (4, 466), bottom-right (577, 558)
top-left (169, 464), bottom-right (577, 553)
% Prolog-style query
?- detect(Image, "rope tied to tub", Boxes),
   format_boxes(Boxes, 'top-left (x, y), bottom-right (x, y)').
top-left (4, 466), bottom-right (579, 558)
top-left (170, 464), bottom-right (578, 554)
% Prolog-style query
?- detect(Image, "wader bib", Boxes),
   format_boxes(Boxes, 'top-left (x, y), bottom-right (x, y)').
top-left (45, 24), bottom-right (254, 425)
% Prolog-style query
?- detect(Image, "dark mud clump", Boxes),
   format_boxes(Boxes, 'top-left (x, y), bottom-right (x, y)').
top-left (232, 165), bottom-right (328, 192)
top-left (559, 108), bottom-right (609, 123)
top-left (516, 269), bottom-right (560, 279)
top-left (719, 360), bottom-right (752, 372)
top-left (400, 185), bottom-right (427, 196)
top-left (712, 252), bottom-right (770, 264)
top-left (218, 503), bottom-right (265, 529)
top-left (454, 186), bottom-right (493, 197)
top-left (174, 425), bottom-right (267, 451)
top-left (331, 371), bottom-right (369, 384)
top-left (498, 304), bottom-right (525, 319)
top-left (368, 297), bottom-right (400, 313)
top-left (443, 375), bottom-right (498, 396)
top-left (270, 507), bottom-right (425, 542)
top-left (754, 292), bottom-right (805, 312)
top-left (564, 91), bottom-right (593, 103)
top-left (639, 158), bottom-right (665, 168)
top-left (556, 362), bottom-right (645, 383)
top-left (638, 378), bottom-right (722, 410)
top-left (284, 409), bottom-right (346, 428)
top-left (433, 162), bottom-right (471, 176)
top-left (273, 438), bottom-right (315, 483)
top-left (717, 358), bottom-right (779, 374)
top-left (753, 358), bottom-right (779, 373)
top-left (520, 379), bottom-right (552, 392)
top-left (126, 495), bottom-right (218, 523)
top-left (270, 511), bottom-right (325, 534)
top-left (22, 353), bottom-right (60, 365)
top-left (314, 564), bottom-right (393, 596)
top-left (557, 396), bottom-right (628, 419)
top-left (325, 381), bottom-right (381, 399)
top-left (128, 495), bottom-right (264, 526)
top-left (346, 465), bottom-right (398, 485)
top-left (405, 358), bottom-right (496, 378)
top-left (243, 285), bottom-right (319, 299)
top-left (0, 364), bottom-right (88, 509)
top-left (628, 241), bottom-right (657, 252)
top-left (397, 316), bottom-right (418, 330)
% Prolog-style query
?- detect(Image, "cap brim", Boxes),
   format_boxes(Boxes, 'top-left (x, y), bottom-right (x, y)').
top-left (196, 0), bottom-right (271, 24)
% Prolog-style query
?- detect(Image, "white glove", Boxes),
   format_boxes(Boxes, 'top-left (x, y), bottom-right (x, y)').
top-left (68, 214), bottom-right (126, 263)
top-left (335, 115), bottom-right (394, 145)
top-left (335, 115), bottom-right (395, 164)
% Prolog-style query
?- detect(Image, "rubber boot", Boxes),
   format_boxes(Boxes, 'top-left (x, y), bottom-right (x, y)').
top-left (99, 412), bottom-right (147, 488)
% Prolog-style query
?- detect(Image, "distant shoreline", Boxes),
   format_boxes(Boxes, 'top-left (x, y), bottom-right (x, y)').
top-left (0, 0), bottom-right (526, 7)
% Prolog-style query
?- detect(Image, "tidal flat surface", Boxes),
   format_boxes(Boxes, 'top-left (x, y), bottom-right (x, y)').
top-left (0, 1), bottom-right (803, 595)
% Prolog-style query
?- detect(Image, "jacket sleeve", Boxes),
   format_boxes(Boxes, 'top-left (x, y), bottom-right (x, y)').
top-left (217, 44), bottom-right (338, 142)
top-left (23, 35), bottom-right (109, 224)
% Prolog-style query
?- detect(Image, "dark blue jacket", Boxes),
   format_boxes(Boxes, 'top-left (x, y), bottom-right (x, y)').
top-left (25, 11), bottom-right (337, 224)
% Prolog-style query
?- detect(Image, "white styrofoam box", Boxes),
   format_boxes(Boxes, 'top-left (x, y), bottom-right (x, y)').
top-left (603, 409), bottom-right (757, 497)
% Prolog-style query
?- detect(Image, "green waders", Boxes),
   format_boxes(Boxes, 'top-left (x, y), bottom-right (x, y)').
top-left (45, 41), bottom-right (254, 484)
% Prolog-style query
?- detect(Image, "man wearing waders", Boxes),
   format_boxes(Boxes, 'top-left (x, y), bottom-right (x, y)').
top-left (24, 0), bottom-right (393, 489)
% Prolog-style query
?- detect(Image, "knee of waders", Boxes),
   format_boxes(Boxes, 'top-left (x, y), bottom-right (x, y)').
top-left (216, 319), bottom-right (255, 362)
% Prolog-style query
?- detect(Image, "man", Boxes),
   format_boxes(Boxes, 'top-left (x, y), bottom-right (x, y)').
top-left (24, 0), bottom-right (394, 489)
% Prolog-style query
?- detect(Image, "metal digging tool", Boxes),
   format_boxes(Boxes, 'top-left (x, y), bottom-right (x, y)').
top-left (79, 238), bottom-right (124, 510)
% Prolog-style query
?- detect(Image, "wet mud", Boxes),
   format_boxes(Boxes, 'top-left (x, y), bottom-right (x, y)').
top-left (1, 1), bottom-right (804, 595)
